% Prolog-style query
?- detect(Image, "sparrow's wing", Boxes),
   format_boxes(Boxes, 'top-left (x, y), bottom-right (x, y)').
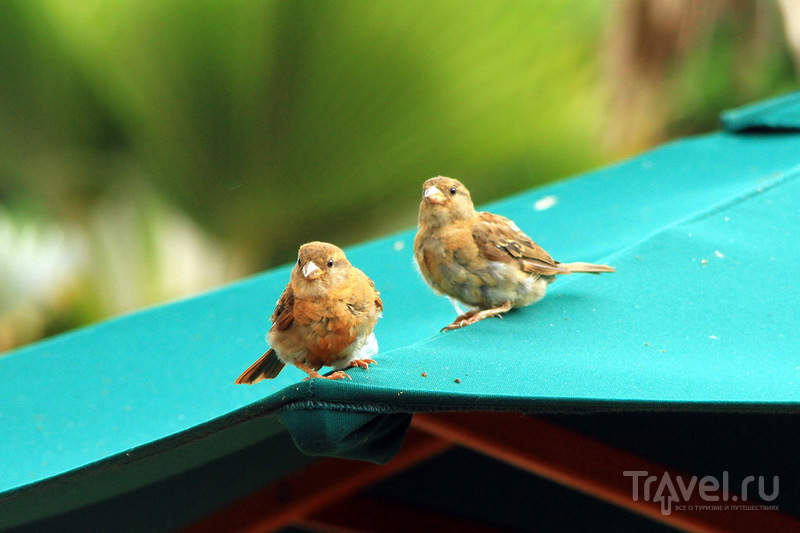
top-left (270, 283), bottom-right (295, 331)
top-left (473, 211), bottom-right (571, 275)
top-left (370, 278), bottom-right (384, 313)
top-left (346, 270), bottom-right (383, 315)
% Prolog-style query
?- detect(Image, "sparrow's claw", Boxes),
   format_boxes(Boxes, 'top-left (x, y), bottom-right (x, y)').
top-left (305, 370), bottom-right (352, 380)
top-left (302, 372), bottom-right (324, 381)
top-left (441, 319), bottom-right (468, 331)
top-left (441, 309), bottom-right (478, 331)
top-left (347, 358), bottom-right (377, 370)
top-left (441, 302), bottom-right (513, 331)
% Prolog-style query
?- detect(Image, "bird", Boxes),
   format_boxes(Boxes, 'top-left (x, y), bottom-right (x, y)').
top-left (235, 241), bottom-right (383, 384)
top-left (413, 176), bottom-right (614, 331)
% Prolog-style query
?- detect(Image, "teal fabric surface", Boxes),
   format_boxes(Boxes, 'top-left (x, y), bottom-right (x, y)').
top-left (2, 92), bottom-right (800, 526)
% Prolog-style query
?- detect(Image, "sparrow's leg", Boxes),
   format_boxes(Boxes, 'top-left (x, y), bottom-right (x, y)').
top-left (442, 301), bottom-right (513, 331)
top-left (441, 308), bottom-right (479, 331)
top-left (448, 297), bottom-right (469, 316)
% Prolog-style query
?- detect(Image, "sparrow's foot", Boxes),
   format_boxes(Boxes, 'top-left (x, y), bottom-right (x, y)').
top-left (441, 302), bottom-right (513, 331)
top-left (441, 319), bottom-right (468, 331)
top-left (440, 309), bottom-right (479, 331)
top-left (303, 370), bottom-right (352, 380)
top-left (296, 362), bottom-right (352, 381)
top-left (346, 358), bottom-right (377, 370)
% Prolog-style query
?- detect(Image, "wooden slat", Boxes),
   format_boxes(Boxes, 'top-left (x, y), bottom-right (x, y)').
top-left (412, 412), bottom-right (799, 533)
top-left (184, 429), bottom-right (452, 533)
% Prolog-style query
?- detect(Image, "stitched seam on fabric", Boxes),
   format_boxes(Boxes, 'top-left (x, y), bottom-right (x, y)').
top-left (378, 332), bottom-right (446, 358)
top-left (278, 398), bottom-right (800, 415)
top-left (681, 165), bottom-right (800, 224)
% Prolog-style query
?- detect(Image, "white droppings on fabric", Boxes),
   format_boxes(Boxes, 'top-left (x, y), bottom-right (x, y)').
top-left (533, 195), bottom-right (557, 211)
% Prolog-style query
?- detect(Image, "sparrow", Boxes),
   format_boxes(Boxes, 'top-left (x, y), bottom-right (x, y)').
top-left (235, 241), bottom-right (383, 384)
top-left (414, 176), bottom-right (614, 331)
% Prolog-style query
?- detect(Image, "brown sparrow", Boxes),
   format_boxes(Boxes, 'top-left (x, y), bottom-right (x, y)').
top-left (414, 176), bottom-right (614, 330)
top-left (235, 241), bottom-right (382, 383)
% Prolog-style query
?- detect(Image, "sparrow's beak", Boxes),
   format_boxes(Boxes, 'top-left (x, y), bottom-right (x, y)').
top-left (302, 261), bottom-right (322, 279)
top-left (424, 185), bottom-right (447, 205)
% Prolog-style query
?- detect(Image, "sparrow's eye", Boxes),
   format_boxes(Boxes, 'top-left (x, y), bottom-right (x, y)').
top-left (297, 258), bottom-right (301, 266)
top-left (449, 187), bottom-right (457, 195)
top-left (327, 259), bottom-right (334, 268)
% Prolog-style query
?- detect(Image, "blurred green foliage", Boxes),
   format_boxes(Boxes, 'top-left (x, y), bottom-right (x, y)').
top-left (0, 0), bottom-right (796, 350)
top-left (1, 0), bottom-right (611, 263)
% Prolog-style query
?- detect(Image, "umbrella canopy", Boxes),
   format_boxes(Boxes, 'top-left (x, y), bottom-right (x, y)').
top-left (2, 92), bottom-right (800, 529)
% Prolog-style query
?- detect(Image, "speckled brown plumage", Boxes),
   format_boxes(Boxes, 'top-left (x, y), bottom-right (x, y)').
top-left (414, 177), bottom-right (614, 330)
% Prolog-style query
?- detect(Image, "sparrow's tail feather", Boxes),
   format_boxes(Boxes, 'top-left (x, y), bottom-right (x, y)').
top-left (559, 262), bottom-right (616, 274)
top-left (234, 348), bottom-right (285, 385)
